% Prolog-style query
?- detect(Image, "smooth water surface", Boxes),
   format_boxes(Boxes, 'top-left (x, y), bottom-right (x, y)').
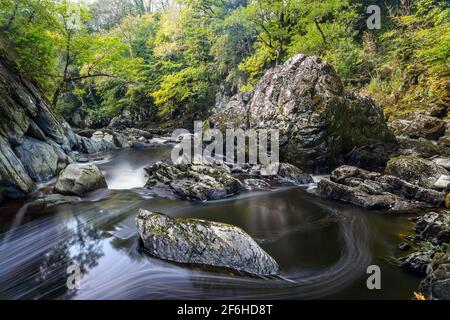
top-left (0, 147), bottom-right (422, 299)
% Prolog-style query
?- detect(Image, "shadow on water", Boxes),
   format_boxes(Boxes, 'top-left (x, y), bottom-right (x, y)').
top-left (0, 146), bottom-right (423, 300)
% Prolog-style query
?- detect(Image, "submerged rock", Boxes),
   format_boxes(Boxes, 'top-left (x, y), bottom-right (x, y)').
top-left (27, 193), bottom-right (82, 209)
top-left (212, 54), bottom-right (395, 172)
top-left (54, 164), bottom-right (107, 196)
top-left (317, 165), bottom-right (445, 211)
top-left (136, 210), bottom-right (279, 276)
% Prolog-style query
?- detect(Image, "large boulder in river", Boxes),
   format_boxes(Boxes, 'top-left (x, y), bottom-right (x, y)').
top-left (385, 156), bottom-right (448, 189)
top-left (212, 55), bottom-right (395, 172)
top-left (317, 165), bottom-right (445, 211)
top-left (144, 162), bottom-right (242, 201)
top-left (54, 164), bottom-right (107, 196)
top-left (136, 210), bottom-right (279, 276)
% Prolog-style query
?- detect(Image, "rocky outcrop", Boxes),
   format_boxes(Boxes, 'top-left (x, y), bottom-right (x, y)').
top-left (396, 211), bottom-right (450, 299)
top-left (317, 166), bottom-right (445, 211)
top-left (419, 252), bottom-right (450, 300)
top-left (0, 56), bottom-right (100, 201)
top-left (395, 136), bottom-right (440, 158)
top-left (15, 136), bottom-right (70, 182)
top-left (136, 210), bottom-right (279, 276)
top-left (144, 162), bottom-right (242, 201)
top-left (54, 164), bottom-right (107, 196)
top-left (212, 55), bottom-right (395, 172)
top-left (144, 161), bottom-right (314, 201)
top-left (385, 156), bottom-right (449, 189)
top-left (26, 193), bottom-right (82, 210)
top-left (389, 114), bottom-right (446, 141)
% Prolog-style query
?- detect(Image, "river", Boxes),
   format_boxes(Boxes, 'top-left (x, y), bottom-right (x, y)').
top-left (0, 146), bottom-right (423, 299)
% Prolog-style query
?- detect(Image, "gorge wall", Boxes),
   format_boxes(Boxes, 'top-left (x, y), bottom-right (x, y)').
top-left (0, 55), bottom-right (94, 201)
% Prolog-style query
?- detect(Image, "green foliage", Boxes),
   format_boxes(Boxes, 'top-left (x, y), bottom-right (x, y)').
top-left (1, 0), bottom-right (448, 124)
top-left (363, 0), bottom-right (450, 120)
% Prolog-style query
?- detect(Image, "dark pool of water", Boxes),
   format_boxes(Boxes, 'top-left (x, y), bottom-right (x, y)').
top-left (0, 147), bottom-right (423, 299)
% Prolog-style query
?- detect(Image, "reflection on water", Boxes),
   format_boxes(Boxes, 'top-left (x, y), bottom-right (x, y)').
top-left (0, 147), bottom-right (423, 300)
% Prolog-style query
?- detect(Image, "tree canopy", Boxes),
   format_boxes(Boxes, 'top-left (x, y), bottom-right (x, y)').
top-left (1, 0), bottom-right (448, 123)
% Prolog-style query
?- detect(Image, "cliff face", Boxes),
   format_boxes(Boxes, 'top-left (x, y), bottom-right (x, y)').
top-left (0, 56), bottom-right (86, 200)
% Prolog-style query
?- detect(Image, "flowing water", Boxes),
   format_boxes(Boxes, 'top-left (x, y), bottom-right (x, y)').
top-left (0, 146), bottom-right (423, 300)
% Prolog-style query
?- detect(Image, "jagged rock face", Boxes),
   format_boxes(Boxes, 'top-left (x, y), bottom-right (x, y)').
top-left (136, 210), bottom-right (280, 276)
top-left (0, 56), bottom-right (104, 201)
top-left (212, 55), bottom-right (395, 172)
top-left (54, 164), bottom-right (107, 196)
top-left (317, 165), bottom-right (445, 211)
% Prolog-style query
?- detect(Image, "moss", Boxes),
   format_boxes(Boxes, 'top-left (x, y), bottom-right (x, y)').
top-left (445, 193), bottom-right (450, 209)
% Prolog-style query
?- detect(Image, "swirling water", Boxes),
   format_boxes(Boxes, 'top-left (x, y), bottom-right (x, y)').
top-left (0, 146), bottom-right (423, 300)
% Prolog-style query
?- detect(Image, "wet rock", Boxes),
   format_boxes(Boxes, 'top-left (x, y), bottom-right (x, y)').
top-left (433, 175), bottom-right (450, 191)
top-left (79, 136), bottom-right (100, 154)
top-left (400, 249), bottom-right (434, 275)
top-left (277, 163), bottom-right (314, 185)
top-left (385, 156), bottom-right (448, 189)
top-left (212, 54), bottom-right (395, 172)
top-left (389, 114), bottom-right (446, 140)
top-left (144, 162), bottom-right (242, 201)
top-left (438, 135), bottom-right (450, 156)
top-left (55, 164), bottom-right (107, 196)
top-left (317, 165), bottom-right (445, 211)
top-left (0, 136), bottom-right (35, 199)
top-left (243, 179), bottom-right (271, 190)
top-left (124, 128), bottom-right (153, 140)
top-left (419, 252), bottom-right (450, 300)
top-left (77, 157), bottom-right (89, 163)
top-left (415, 212), bottom-right (450, 245)
top-left (434, 158), bottom-right (450, 171)
top-left (15, 136), bottom-right (70, 182)
top-left (27, 193), bottom-right (82, 209)
top-left (131, 141), bottom-right (147, 149)
top-left (91, 131), bottom-right (116, 151)
top-left (112, 132), bottom-right (130, 148)
top-left (399, 242), bottom-right (412, 251)
top-left (136, 210), bottom-right (279, 276)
